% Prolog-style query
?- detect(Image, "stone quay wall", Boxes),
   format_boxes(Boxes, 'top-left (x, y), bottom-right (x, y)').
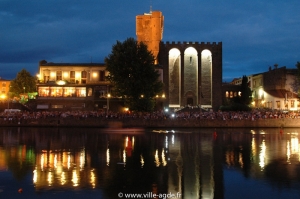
top-left (0, 117), bottom-right (299, 128)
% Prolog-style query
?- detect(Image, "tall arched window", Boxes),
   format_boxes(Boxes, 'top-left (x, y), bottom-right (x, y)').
top-left (168, 48), bottom-right (181, 107)
top-left (201, 49), bottom-right (212, 106)
top-left (184, 47), bottom-right (198, 106)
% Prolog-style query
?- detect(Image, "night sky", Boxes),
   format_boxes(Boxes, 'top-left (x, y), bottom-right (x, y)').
top-left (1, 0), bottom-right (299, 82)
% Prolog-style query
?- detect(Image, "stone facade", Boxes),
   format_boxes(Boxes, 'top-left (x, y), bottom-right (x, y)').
top-left (136, 10), bottom-right (164, 64)
top-left (158, 41), bottom-right (222, 111)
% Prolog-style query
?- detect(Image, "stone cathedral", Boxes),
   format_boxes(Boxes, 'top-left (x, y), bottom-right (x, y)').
top-left (136, 10), bottom-right (222, 110)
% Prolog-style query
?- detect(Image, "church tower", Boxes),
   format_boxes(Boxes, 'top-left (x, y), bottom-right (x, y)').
top-left (136, 9), bottom-right (164, 64)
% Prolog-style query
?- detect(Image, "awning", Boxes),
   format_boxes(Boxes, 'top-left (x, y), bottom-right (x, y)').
top-left (37, 104), bottom-right (49, 109)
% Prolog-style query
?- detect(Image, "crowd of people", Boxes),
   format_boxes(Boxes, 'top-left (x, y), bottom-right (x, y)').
top-left (0, 108), bottom-right (300, 123)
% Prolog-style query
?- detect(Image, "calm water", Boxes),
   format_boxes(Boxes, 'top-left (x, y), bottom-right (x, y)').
top-left (0, 127), bottom-right (300, 199)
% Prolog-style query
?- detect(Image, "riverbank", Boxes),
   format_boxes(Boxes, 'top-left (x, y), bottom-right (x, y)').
top-left (0, 117), bottom-right (299, 128)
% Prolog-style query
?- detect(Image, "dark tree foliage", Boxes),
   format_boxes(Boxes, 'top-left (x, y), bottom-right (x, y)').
top-left (240, 75), bottom-right (252, 105)
top-left (10, 69), bottom-right (36, 97)
top-left (219, 75), bottom-right (252, 111)
top-left (105, 38), bottom-right (163, 112)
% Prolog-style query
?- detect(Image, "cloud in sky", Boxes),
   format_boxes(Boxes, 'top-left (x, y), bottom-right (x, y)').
top-left (0, 0), bottom-right (300, 82)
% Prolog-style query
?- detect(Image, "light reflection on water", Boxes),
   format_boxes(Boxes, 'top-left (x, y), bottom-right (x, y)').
top-left (0, 127), bottom-right (300, 199)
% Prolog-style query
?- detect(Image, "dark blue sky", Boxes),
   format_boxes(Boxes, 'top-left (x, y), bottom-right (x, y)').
top-left (1, 0), bottom-right (299, 82)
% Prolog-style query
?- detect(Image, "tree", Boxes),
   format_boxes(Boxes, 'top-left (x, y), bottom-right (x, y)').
top-left (105, 38), bottom-right (163, 112)
top-left (240, 75), bottom-right (252, 105)
top-left (10, 69), bottom-right (36, 102)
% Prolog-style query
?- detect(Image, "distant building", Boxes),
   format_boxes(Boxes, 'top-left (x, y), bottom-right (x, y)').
top-left (230, 65), bottom-right (299, 110)
top-left (0, 77), bottom-right (11, 99)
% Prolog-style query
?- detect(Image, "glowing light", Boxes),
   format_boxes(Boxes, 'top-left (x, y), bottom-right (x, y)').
top-left (132, 136), bottom-right (135, 149)
top-left (48, 171), bottom-right (53, 186)
top-left (123, 149), bottom-right (126, 165)
top-left (61, 172), bottom-right (66, 185)
top-left (140, 155), bottom-right (144, 168)
top-left (56, 80), bottom-right (66, 85)
top-left (75, 72), bottom-right (80, 78)
top-left (72, 170), bottom-right (79, 187)
top-left (162, 148), bottom-right (167, 166)
top-left (80, 150), bottom-right (85, 170)
top-left (63, 72), bottom-right (68, 78)
top-left (0, 94), bottom-right (6, 100)
top-left (287, 141), bottom-right (291, 163)
top-left (33, 168), bottom-right (37, 184)
top-left (106, 148), bottom-right (110, 166)
top-left (259, 88), bottom-right (264, 98)
top-left (259, 140), bottom-right (266, 170)
top-left (54, 154), bottom-right (57, 169)
top-left (90, 170), bottom-right (96, 188)
top-left (155, 149), bottom-right (160, 167)
top-left (93, 72), bottom-right (97, 77)
top-left (67, 154), bottom-right (71, 170)
top-left (41, 154), bottom-right (44, 171)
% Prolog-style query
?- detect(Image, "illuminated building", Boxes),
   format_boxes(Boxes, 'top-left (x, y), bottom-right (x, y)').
top-left (229, 65), bottom-right (299, 110)
top-left (36, 60), bottom-right (116, 110)
top-left (35, 10), bottom-right (223, 111)
top-left (136, 9), bottom-right (164, 64)
top-left (0, 77), bottom-right (10, 100)
top-left (158, 42), bottom-right (223, 110)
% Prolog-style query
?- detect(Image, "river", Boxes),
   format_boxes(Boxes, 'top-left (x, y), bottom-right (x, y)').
top-left (0, 127), bottom-right (300, 199)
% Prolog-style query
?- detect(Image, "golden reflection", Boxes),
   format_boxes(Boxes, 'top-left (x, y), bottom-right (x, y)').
top-left (287, 141), bottom-right (291, 163)
top-left (61, 172), bottom-right (66, 185)
top-left (155, 149), bottom-right (160, 167)
top-left (106, 148), bottom-right (110, 166)
top-left (90, 170), bottom-right (96, 188)
top-left (251, 137), bottom-right (256, 158)
top-left (225, 150), bottom-right (234, 166)
top-left (239, 152), bottom-right (244, 168)
top-left (162, 148), bottom-right (167, 166)
top-left (290, 135), bottom-right (300, 162)
top-left (79, 150), bottom-right (85, 170)
top-left (123, 149), bottom-right (126, 166)
top-left (54, 154), bottom-right (57, 169)
top-left (33, 168), bottom-right (37, 184)
top-left (125, 136), bottom-right (128, 148)
top-left (259, 140), bottom-right (266, 170)
top-left (41, 153), bottom-right (44, 171)
top-left (67, 154), bottom-right (71, 170)
top-left (72, 170), bottom-right (79, 187)
top-left (132, 136), bottom-right (135, 149)
top-left (48, 171), bottom-right (53, 186)
top-left (140, 155), bottom-right (144, 168)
